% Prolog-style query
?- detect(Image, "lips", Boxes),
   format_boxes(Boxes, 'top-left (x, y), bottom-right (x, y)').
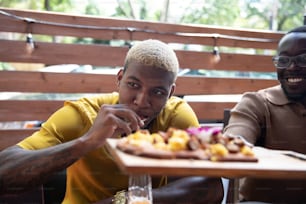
top-left (134, 109), bottom-right (152, 126)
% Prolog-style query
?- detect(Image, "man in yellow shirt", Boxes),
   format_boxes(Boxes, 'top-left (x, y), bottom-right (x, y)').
top-left (0, 39), bottom-right (223, 203)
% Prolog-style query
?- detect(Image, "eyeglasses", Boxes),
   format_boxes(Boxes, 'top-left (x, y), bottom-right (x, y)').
top-left (272, 53), bottom-right (306, 69)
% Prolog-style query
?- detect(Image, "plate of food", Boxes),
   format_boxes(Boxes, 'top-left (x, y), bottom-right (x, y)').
top-left (116, 127), bottom-right (258, 162)
top-left (105, 127), bottom-right (306, 178)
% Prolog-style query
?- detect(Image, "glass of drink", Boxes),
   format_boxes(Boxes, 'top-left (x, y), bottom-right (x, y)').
top-left (127, 174), bottom-right (152, 204)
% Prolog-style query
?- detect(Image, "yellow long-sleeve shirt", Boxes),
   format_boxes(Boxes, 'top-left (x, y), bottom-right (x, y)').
top-left (18, 92), bottom-right (199, 204)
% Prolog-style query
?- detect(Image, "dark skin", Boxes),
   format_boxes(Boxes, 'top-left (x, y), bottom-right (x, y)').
top-left (117, 61), bottom-right (176, 128)
top-left (276, 32), bottom-right (306, 107)
top-left (0, 61), bottom-right (223, 203)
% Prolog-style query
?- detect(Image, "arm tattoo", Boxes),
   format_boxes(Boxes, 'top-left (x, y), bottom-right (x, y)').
top-left (0, 139), bottom-right (87, 195)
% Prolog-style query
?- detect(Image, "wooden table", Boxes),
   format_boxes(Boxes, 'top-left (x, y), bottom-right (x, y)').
top-left (106, 138), bottom-right (306, 179)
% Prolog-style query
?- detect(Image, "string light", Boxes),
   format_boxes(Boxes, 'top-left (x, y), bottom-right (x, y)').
top-left (212, 46), bottom-right (220, 63)
top-left (210, 35), bottom-right (221, 64)
top-left (25, 33), bottom-right (35, 54)
top-left (0, 9), bottom-right (279, 43)
top-left (24, 17), bottom-right (35, 55)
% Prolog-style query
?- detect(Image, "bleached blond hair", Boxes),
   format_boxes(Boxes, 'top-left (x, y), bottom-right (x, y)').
top-left (124, 39), bottom-right (179, 80)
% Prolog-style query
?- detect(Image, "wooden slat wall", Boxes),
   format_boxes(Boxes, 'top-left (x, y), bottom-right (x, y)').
top-left (0, 8), bottom-right (282, 49)
top-left (0, 7), bottom-right (284, 150)
top-left (0, 40), bottom-right (277, 72)
top-left (0, 71), bottom-right (278, 95)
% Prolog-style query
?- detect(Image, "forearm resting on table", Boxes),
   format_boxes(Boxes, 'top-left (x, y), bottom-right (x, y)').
top-left (152, 176), bottom-right (224, 204)
top-left (0, 139), bottom-right (87, 195)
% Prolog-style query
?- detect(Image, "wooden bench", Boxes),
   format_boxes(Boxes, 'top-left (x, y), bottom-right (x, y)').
top-left (0, 7), bottom-right (285, 203)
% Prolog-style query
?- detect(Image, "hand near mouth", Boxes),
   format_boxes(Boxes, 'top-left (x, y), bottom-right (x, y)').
top-left (84, 104), bottom-right (146, 148)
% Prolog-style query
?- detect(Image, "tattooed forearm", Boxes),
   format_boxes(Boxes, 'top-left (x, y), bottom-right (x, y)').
top-left (0, 139), bottom-right (88, 195)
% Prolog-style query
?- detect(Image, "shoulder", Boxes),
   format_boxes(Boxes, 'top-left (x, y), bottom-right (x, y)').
top-left (165, 96), bottom-right (190, 110)
top-left (239, 85), bottom-right (284, 104)
top-left (164, 96), bottom-right (198, 122)
top-left (258, 85), bottom-right (289, 105)
top-left (167, 95), bottom-right (185, 104)
top-left (153, 96), bottom-right (199, 130)
top-left (65, 92), bottom-right (119, 108)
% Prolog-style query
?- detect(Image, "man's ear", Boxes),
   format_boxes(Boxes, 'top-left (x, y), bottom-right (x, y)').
top-left (116, 69), bottom-right (124, 87)
top-left (169, 83), bottom-right (176, 98)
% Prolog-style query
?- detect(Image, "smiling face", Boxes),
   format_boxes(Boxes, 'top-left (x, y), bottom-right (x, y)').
top-left (117, 60), bottom-right (176, 126)
top-left (276, 32), bottom-right (306, 100)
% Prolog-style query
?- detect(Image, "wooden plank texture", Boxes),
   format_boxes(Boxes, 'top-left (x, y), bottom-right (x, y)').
top-left (0, 71), bottom-right (117, 93)
top-left (0, 71), bottom-right (278, 94)
top-left (0, 129), bottom-right (38, 150)
top-left (0, 8), bottom-right (284, 49)
top-left (0, 100), bottom-right (64, 121)
top-left (0, 100), bottom-right (237, 122)
top-left (0, 40), bottom-right (276, 71)
top-left (0, 7), bottom-right (283, 150)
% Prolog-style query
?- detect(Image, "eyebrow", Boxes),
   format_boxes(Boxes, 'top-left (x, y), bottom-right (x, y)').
top-left (127, 75), bottom-right (140, 82)
top-left (127, 75), bottom-right (169, 92)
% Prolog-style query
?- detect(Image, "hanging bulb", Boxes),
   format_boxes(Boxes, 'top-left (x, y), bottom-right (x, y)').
top-left (25, 33), bottom-right (35, 54)
top-left (211, 46), bottom-right (221, 64)
top-left (209, 35), bottom-right (221, 65)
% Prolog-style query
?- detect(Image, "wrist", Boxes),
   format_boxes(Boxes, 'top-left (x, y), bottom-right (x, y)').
top-left (78, 131), bottom-right (102, 150)
top-left (112, 190), bottom-right (127, 204)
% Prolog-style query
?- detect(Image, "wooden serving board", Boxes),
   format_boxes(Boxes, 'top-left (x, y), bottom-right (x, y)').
top-left (105, 139), bottom-right (306, 179)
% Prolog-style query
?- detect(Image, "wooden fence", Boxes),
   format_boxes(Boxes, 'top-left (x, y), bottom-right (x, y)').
top-left (0, 7), bottom-right (284, 150)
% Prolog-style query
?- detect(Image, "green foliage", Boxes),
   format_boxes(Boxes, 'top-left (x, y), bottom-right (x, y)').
top-left (1, 0), bottom-right (304, 31)
top-left (180, 0), bottom-right (241, 27)
top-left (243, 0), bottom-right (305, 30)
top-left (112, 0), bottom-right (152, 20)
top-left (179, 0), bottom-right (304, 31)
top-left (138, 0), bottom-right (147, 20)
top-left (0, 0), bottom-right (74, 12)
top-left (85, 0), bottom-right (100, 15)
top-left (0, 0), bottom-right (20, 7)
top-left (46, 0), bottom-right (73, 12)
top-left (276, 0), bottom-right (305, 30)
top-left (0, 62), bottom-right (14, 70)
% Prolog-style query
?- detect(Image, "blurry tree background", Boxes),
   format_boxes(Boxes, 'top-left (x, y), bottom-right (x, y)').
top-left (0, 0), bottom-right (305, 31)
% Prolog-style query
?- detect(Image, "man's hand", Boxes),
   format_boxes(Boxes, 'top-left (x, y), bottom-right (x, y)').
top-left (83, 104), bottom-right (144, 149)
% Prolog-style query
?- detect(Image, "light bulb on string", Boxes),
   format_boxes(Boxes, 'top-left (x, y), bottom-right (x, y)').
top-left (25, 33), bottom-right (35, 55)
top-left (212, 46), bottom-right (220, 64)
top-left (209, 35), bottom-right (221, 65)
top-left (24, 18), bottom-right (35, 55)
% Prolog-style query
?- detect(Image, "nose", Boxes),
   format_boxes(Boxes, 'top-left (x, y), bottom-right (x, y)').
top-left (133, 92), bottom-right (150, 108)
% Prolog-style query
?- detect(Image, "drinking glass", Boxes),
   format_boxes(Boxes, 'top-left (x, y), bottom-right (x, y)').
top-left (127, 174), bottom-right (153, 204)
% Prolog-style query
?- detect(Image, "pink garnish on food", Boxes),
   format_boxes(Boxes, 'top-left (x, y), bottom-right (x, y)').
top-left (187, 126), bottom-right (222, 143)
top-left (187, 126), bottom-right (221, 135)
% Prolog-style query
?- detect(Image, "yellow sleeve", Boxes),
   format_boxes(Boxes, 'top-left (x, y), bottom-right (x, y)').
top-left (17, 104), bottom-right (88, 150)
top-left (168, 97), bottom-right (200, 129)
top-left (152, 96), bottom-right (200, 132)
top-left (17, 94), bottom-right (118, 150)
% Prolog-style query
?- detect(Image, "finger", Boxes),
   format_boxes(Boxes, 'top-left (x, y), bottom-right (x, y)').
top-left (115, 117), bottom-right (134, 136)
top-left (101, 104), bottom-right (143, 131)
top-left (114, 110), bottom-right (142, 131)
